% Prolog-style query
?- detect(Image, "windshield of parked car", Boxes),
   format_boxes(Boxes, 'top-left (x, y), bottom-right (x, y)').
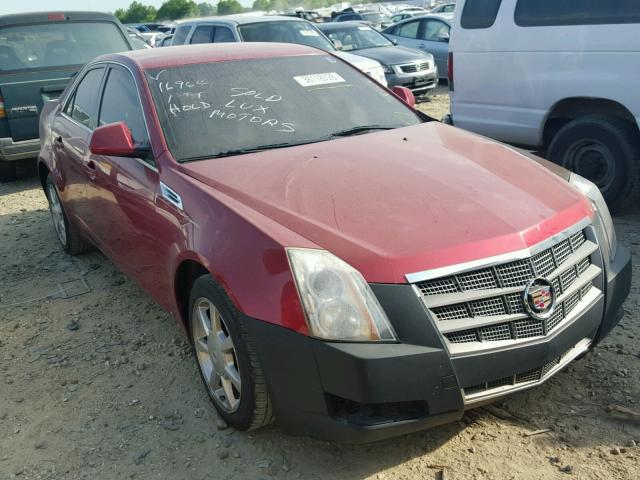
top-left (0, 22), bottom-right (129, 71)
top-left (146, 55), bottom-right (422, 162)
top-left (323, 25), bottom-right (392, 50)
top-left (362, 13), bottom-right (391, 24)
top-left (237, 21), bottom-right (335, 51)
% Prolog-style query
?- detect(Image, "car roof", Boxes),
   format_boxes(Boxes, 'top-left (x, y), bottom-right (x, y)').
top-left (176, 15), bottom-right (308, 27)
top-left (0, 11), bottom-right (118, 27)
top-left (94, 42), bottom-right (325, 71)
top-left (318, 21), bottom-right (378, 31)
top-left (386, 13), bottom-right (451, 28)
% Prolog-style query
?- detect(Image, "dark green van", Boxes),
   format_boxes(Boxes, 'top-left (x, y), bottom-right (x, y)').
top-left (0, 12), bottom-right (133, 181)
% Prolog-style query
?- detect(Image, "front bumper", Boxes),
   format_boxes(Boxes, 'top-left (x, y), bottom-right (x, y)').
top-left (0, 137), bottom-right (41, 161)
top-left (386, 66), bottom-right (439, 95)
top-left (244, 243), bottom-right (630, 443)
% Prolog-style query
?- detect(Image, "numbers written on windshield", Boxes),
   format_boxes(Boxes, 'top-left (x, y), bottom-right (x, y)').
top-left (149, 72), bottom-right (295, 133)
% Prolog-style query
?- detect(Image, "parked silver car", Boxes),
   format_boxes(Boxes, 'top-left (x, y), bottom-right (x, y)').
top-left (318, 22), bottom-right (438, 97)
top-left (382, 15), bottom-right (450, 79)
top-left (170, 15), bottom-right (388, 86)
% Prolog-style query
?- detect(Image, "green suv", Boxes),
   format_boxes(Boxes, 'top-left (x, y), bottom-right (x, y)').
top-left (0, 11), bottom-right (133, 181)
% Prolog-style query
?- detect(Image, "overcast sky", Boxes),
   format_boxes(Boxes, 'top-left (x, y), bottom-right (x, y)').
top-left (0, 0), bottom-right (253, 15)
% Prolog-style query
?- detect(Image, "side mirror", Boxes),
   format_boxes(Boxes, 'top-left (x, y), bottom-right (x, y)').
top-left (437, 32), bottom-right (450, 43)
top-left (89, 122), bottom-right (150, 158)
top-left (332, 38), bottom-right (343, 50)
top-left (391, 86), bottom-right (416, 108)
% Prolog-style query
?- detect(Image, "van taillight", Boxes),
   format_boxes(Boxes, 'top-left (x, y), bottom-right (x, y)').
top-left (0, 95), bottom-right (6, 119)
top-left (448, 52), bottom-right (454, 91)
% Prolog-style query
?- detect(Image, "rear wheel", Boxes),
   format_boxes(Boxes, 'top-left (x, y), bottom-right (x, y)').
top-left (45, 174), bottom-right (93, 255)
top-left (0, 161), bottom-right (16, 182)
top-left (547, 116), bottom-right (640, 210)
top-left (189, 275), bottom-right (273, 431)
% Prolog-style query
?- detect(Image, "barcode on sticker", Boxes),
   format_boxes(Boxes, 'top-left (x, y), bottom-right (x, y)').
top-left (293, 72), bottom-right (346, 87)
top-left (300, 30), bottom-right (319, 36)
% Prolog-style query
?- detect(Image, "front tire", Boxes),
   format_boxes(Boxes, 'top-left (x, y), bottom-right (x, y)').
top-left (45, 174), bottom-right (93, 255)
top-left (189, 275), bottom-right (273, 431)
top-left (547, 115), bottom-right (640, 210)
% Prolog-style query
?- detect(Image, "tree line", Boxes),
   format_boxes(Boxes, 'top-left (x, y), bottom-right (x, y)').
top-left (115, 0), bottom-right (339, 23)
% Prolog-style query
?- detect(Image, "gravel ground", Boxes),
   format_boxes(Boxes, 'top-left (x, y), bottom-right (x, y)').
top-left (0, 119), bottom-right (639, 479)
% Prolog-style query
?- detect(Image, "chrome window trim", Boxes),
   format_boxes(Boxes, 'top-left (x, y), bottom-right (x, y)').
top-left (98, 61), bottom-right (155, 169)
top-left (59, 60), bottom-right (157, 173)
top-left (405, 217), bottom-right (592, 283)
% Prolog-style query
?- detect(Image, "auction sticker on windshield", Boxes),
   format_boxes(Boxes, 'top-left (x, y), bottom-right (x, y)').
top-left (299, 30), bottom-right (319, 36)
top-left (293, 72), bottom-right (345, 87)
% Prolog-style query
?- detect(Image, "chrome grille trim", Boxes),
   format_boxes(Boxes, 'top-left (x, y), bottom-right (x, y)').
top-left (463, 338), bottom-right (592, 405)
top-left (399, 61), bottom-right (431, 73)
top-left (406, 218), bottom-right (591, 283)
top-left (409, 222), bottom-right (603, 356)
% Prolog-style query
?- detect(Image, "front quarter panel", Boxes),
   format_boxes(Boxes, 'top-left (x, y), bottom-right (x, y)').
top-left (159, 161), bottom-right (315, 335)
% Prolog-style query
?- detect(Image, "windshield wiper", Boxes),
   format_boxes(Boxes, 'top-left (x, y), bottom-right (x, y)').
top-left (330, 125), bottom-right (396, 138)
top-left (180, 141), bottom-right (320, 162)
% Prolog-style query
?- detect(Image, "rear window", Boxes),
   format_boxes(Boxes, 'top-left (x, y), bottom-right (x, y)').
top-left (0, 21), bottom-right (129, 72)
top-left (515, 0), bottom-right (640, 27)
top-left (145, 55), bottom-right (421, 162)
top-left (237, 21), bottom-right (334, 52)
top-left (461, 0), bottom-right (503, 29)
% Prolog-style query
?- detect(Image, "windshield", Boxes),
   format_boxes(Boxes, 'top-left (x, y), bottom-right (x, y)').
top-left (362, 13), bottom-right (391, 23)
top-left (146, 55), bottom-right (421, 162)
top-left (323, 25), bottom-right (392, 50)
top-left (237, 21), bottom-right (334, 52)
top-left (0, 22), bottom-right (129, 71)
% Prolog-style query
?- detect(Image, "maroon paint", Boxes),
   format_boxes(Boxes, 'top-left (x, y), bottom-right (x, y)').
top-left (38, 44), bottom-right (593, 337)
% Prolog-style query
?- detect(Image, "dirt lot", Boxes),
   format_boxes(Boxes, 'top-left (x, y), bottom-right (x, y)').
top-left (1, 98), bottom-right (639, 479)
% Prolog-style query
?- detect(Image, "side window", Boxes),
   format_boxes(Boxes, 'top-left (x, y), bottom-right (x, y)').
top-left (98, 67), bottom-right (149, 151)
top-left (213, 26), bottom-right (235, 43)
top-left (421, 20), bottom-right (450, 41)
top-left (397, 20), bottom-right (420, 39)
top-left (68, 67), bottom-right (105, 128)
top-left (172, 25), bottom-right (191, 45)
top-left (444, 5), bottom-right (455, 13)
top-left (190, 25), bottom-right (214, 44)
top-left (515, 0), bottom-right (640, 27)
top-left (461, 0), bottom-right (503, 29)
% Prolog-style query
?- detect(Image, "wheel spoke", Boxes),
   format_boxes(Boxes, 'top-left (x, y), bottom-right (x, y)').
top-left (224, 364), bottom-right (241, 392)
top-left (221, 377), bottom-right (237, 409)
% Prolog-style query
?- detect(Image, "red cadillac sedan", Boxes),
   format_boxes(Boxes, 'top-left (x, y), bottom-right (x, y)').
top-left (38, 43), bottom-right (631, 443)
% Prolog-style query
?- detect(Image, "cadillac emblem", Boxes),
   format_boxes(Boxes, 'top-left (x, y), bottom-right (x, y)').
top-left (523, 278), bottom-right (556, 320)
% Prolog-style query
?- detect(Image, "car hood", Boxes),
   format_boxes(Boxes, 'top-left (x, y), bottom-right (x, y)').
top-left (347, 45), bottom-right (430, 66)
top-left (333, 50), bottom-right (382, 70)
top-left (180, 123), bottom-right (592, 284)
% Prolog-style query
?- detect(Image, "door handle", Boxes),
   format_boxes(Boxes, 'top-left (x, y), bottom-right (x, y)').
top-left (54, 136), bottom-right (63, 147)
top-left (87, 160), bottom-right (96, 170)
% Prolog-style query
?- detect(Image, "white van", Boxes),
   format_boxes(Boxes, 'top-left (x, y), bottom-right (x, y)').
top-left (447, 0), bottom-right (640, 208)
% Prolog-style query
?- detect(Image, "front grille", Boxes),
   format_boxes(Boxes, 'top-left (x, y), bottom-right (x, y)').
top-left (414, 226), bottom-right (602, 355)
top-left (463, 338), bottom-right (592, 403)
top-left (400, 62), bottom-right (430, 73)
top-left (465, 349), bottom-right (564, 396)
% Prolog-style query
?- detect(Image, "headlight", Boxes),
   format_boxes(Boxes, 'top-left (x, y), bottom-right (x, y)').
top-left (569, 173), bottom-right (617, 262)
top-left (382, 64), bottom-right (394, 74)
top-left (287, 248), bottom-right (396, 342)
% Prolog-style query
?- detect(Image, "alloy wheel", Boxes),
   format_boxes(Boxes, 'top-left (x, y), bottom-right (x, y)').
top-left (192, 298), bottom-right (242, 412)
top-left (47, 183), bottom-right (67, 247)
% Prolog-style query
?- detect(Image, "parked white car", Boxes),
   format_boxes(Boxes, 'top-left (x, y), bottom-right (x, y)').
top-left (447, 0), bottom-right (640, 208)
